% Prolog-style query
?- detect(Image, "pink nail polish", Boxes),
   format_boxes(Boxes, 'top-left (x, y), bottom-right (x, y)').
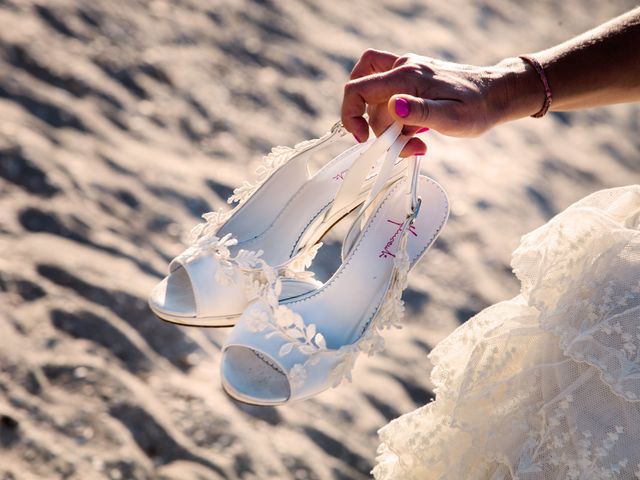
top-left (416, 127), bottom-right (429, 133)
top-left (353, 134), bottom-right (361, 143)
top-left (395, 98), bottom-right (410, 118)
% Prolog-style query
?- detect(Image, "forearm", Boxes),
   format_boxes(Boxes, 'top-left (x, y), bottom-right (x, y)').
top-left (498, 7), bottom-right (640, 122)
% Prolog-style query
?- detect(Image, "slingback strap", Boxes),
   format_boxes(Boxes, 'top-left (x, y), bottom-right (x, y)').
top-left (361, 135), bottom-right (413, 223)
top-left (291, 122), bottom-right (404, 260)
top-left (284, 120), bottom-right (351, 179)
top-left (322, 122), bottom-right (403, 224)
top-left (296, 120), bottom-right (351, 171)
top-left (341, 135), bottom-right (414, 260)
top-left (293, 132), bottom-right (410, 261)
top-left (407, 155), bottom-right (422, 223)
top-left (226, 120), bottom-right (349, 206)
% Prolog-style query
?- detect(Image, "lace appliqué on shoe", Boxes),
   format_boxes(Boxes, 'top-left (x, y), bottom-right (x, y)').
top-left (280, 242), bottom-right (323, 281)
top-left (253, 229), bottom-right (411, 390)
top-left (176, 233), bottom-right (281, 305)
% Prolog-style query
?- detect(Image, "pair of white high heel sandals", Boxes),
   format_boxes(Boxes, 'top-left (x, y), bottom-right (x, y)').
top-left (149, 122), bottom-right (449, 406)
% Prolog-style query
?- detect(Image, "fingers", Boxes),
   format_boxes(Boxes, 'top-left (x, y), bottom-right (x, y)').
top-left (365, 104), bottom-right (426, 156)
top-left (400, 137), bottom-right (427, 157)
top-left (367, 103), bottom-right (394, 136)
top-left (350, 49), bottom-right (399, 80)
top-left (388, 94), bottom-right (458, 132)
top-left (368, 105), bottom-right (423, 137)
top-left (342, 69), bottom-right (411, 141)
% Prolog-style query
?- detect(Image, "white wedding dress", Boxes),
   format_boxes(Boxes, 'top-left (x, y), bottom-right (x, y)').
top-left (373, 186), bottom-right (640, 480)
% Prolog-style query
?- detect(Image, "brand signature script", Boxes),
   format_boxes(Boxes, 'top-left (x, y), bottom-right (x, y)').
top-left (333, 169), bottom-right (348, 181)
top-left (379, 219), bottom-right (417, 258)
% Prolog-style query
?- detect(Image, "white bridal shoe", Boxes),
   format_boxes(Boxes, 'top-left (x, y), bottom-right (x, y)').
top-left (148, 122), bottom-right (407, 327)
top-left (220, 134), bottom-right (450, 405)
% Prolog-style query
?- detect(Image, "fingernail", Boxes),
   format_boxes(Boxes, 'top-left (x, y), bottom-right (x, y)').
top-left (416, 127), bottom-right (429, 133)
top-left (395, 98), bottom-right (410, 118)
top-left (353, 134), bottom-right (361, 143)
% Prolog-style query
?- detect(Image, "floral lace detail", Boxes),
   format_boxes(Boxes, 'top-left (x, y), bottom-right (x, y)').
top-left (246, 303), bottom-right (326, 347)
top-left (535, 395), bottom-right (631, 480)
top-left (374, 241), bottom-right (410, 331)
top-left (512, 186), bottom-right (640, 402)
top-left (279, 242), bottom-right (323, 282)
top-left (242, 300), bottom-right (328, 391)
top-left (183, 208), bottom-right (236, 268)
top-left (271, 307), bottom-right (327, 356)
top-left (241, 259), bottom-right (281, 304)
top-left (374, 186), bottom-right (640, 480)
top-left (289, 364), bottom-right (307, 389)
top-left (250, 221), bottom-right (413, 391)
top-left (176, 232), bottom-right (282, 303)
top-left (188, 209), bottom-right (232, 244)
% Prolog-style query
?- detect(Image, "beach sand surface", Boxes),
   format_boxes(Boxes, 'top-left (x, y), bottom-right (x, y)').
top-left (0, 0), bottom-right (638, 478)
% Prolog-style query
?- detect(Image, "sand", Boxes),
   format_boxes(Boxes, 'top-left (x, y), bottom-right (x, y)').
top-left (0, 0), bottom-right (638, 478)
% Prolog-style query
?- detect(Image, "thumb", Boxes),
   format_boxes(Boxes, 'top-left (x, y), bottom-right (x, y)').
top-left (388, 94), bottom-right (452, 131)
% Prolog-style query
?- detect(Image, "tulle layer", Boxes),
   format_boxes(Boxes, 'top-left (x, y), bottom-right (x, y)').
top-left (374, 186), bottom-right (640, 480)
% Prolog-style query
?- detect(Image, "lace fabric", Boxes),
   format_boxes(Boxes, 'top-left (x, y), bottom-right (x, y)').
top-left (374, 186), bottom-right (640, 480)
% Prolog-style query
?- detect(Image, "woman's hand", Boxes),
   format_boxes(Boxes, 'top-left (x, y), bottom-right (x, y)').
top-left (341, 49), bottom-right (543, 155)
top-left (342, 8), bottom-right (640, 156)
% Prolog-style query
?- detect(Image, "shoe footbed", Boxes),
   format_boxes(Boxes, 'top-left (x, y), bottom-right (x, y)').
top-left (222, 346), bottom-right (289, 404)
top-left (149, 267), bottom-right (196, 317)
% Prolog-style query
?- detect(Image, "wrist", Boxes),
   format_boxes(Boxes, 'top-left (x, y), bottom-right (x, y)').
top-left (490, 57), bottom-right (547, 123)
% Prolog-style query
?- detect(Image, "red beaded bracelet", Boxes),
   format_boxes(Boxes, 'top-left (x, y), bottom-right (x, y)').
top-left (519, 54), bottom-right (553, 118)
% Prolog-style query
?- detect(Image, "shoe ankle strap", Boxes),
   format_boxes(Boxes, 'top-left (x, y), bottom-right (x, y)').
top-left (359, 133), bottom-right (412, 222)
top-left (295, 120), bottom-right (350, 172)
top-left (322, 122), bottom-right (403, 224)
top-left (407, 155), bottom-right (422, 223)
top-left (341, 135), bottom-right (421, 259)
